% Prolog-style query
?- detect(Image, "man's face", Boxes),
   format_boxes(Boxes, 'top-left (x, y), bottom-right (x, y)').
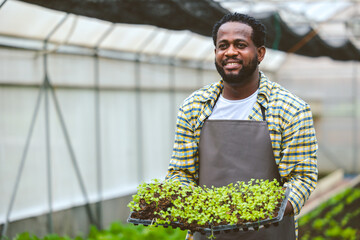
top-left (215, 21), bottom-right (263, 85)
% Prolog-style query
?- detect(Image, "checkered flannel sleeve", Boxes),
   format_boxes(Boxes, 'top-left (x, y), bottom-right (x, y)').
top-left (279, 103), bottom-right (318, 215)
top-left (165, 105), bottom-right (198, 187)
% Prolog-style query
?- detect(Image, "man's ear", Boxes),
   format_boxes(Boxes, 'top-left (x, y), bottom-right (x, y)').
top-left (257, 46), bottom-right (266, 63)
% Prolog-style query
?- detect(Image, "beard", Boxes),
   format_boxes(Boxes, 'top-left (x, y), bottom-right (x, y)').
top-left (215, 55), bottom-right (258, 85)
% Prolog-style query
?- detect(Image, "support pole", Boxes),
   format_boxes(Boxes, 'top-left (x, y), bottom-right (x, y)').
top-left (41, 14), bottom-right (69, 234)
top-left (0, 13), bottom-right (68, 239)
top-left (48, 83), bottom-right (97, 226)
top-left (93, 52), bottom-right (102, 229)
top-left (43, 52), bottom-right (53, 234)
top-left (0, 84), bottom-right (44, 239)
top-left (169, 58), bottom-right (176, 128)
top-left (134, 58), bottom-right (143, 183)
top-left (43, 13), bottom-right (97, 227)
top-left (352, 61), bottom-right (359, 174)
top-left (92, 24), bottom-right (115, 229)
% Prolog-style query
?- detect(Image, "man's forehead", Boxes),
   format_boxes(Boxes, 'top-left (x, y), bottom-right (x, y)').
top-left (217, 22), bottom-right (253, 41)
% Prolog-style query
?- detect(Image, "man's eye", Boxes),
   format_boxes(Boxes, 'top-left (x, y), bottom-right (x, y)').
top-left (237, 43), bottom-right (246, 48)
top-left (218, 44), bottom-right (227, 49)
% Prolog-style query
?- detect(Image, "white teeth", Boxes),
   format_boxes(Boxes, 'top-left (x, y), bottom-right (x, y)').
top-left (226, 63), bottom-right (238, 66)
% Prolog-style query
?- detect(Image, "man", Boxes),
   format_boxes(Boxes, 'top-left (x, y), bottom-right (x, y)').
top-left (165, 12), bottom-right (318, 240)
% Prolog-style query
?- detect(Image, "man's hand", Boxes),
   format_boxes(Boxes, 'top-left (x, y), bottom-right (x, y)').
top-left (284, 200), bottom-right (294, 216)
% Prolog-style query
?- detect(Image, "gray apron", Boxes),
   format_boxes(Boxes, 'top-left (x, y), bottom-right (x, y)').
top-left (193, 107), bottom-right (295, 240)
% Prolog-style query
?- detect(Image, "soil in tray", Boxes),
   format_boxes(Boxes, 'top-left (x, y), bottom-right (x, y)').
top-left (128, 179), bottom-right (287, 232)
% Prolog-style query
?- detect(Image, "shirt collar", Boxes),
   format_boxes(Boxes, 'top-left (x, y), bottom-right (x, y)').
top-left (257, 71), bottom-right (272, 109)
top-left (195, 80), bottom-right (223, 104)
top-left (196, 71), bottom-right (272, 107)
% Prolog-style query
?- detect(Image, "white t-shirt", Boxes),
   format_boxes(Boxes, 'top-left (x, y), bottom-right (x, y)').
top-left (208, 90), bottom-right (259, 120)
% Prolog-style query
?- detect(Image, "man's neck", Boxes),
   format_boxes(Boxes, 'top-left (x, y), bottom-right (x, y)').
top-left (222, 71), bottom-right (260, 100)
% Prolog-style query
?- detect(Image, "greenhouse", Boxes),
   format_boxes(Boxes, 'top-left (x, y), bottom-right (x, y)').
top-left (0, 0), bottom-right (359, 239)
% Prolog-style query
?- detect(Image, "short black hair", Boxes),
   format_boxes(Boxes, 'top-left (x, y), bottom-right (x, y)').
top-left (212, 12), bottom-right (266, 48)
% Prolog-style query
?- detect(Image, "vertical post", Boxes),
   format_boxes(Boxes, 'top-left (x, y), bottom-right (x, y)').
top-left (93, 24), bottom-right (114, 229)
top-left (44, 14), bottom-right (98, 227)
top-left (41, 12), bottom-right (99, 228)
top-left (43, 40), bottom-right (53, 234)
top-left (92, 25), bottom-right (114, 229)
top-left (134, 57), bottom-right (144, 183)
top-left (0, 84), bottom-right (44, 239)
top-left (40, 13), bottom-right (69, 234)
top-left (169, 58), bottom-right (176, 130)
top-left (353, 61), bottom-right (359, 174)
top-left (93, 49), bottom-right (102, 229)
top-left (48, 83), bottom-right (97, 226)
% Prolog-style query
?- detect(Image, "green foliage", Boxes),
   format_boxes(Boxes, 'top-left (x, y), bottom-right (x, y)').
top-left (300, 232), bottom-right (310, 240)
top-left (88, 222), bottom-right (186, 240)
top-left (312, 219), bottom-right (327, 231)
top-left (128, 179), bottom-right (286, 229)
top-left (14, 232), bottom-right (73, 240)
top-left (13, 222), bottom-right (186, 240)
top-left (341, 208), bottom-right (360, 226)
top-left (299, 187), bottom-right (360, 240)
top-left (312, 236), bottom-right (326, 240)
top-left (341, 227), bottom-right (357, 240)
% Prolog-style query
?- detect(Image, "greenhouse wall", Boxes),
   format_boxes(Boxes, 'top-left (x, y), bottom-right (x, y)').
top-left (0, 46), bottom-right (221, 235)
top-left (276, 54), bottom-right (360, 174)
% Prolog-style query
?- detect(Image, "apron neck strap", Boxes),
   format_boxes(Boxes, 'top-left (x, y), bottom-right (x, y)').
top-left (260, 105), bottom-right (266, 121)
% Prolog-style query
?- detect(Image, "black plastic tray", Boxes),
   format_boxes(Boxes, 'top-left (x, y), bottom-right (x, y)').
top-left (127, 185), bottom-right (290, 234)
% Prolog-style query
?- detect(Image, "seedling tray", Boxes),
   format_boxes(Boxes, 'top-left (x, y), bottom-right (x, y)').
top-left (127, 185), bottom-right (290, 234)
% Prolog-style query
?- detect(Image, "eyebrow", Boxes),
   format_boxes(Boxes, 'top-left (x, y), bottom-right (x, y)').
top-left (217, 39), bottom-right (247, 45)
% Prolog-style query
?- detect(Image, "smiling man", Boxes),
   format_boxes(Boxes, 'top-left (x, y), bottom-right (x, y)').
top-left (214, 21), bottom-right (263, 94)
top-left (166, 12), bottom-right (318, 240)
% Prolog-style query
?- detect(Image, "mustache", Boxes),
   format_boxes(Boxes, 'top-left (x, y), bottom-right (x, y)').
top-left (222, 58), bottom-right (243, 66)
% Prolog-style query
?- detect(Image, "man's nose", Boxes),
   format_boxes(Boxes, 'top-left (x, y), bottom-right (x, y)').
top-left (225, 45), bottom-right (238, 57)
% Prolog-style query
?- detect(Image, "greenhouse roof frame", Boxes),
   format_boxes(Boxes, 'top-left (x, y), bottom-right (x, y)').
top-left (17, 0), bottom-right (360, 61)
top-left (0, 0), bottom-right (359, 67)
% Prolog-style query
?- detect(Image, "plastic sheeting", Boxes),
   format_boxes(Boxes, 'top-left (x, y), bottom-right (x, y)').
top-left (13, 0), bottom-right (360, 61)
top-left (0, 1), bottom-right (287, 71)
top-left (0, 47), bottom-right (221, 224)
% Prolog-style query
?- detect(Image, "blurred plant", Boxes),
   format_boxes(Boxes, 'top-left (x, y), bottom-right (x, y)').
top-left (13, 222), bottom-right (186, 240)
top-left (299, 187), bottom-right (360, 240)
